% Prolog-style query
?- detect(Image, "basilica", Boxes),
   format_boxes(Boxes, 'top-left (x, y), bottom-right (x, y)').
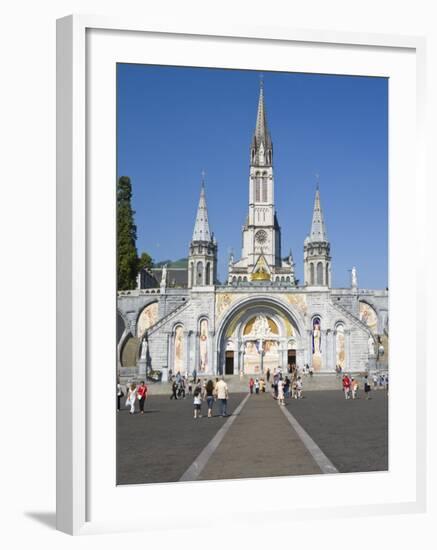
top-left (117, 85), bottom-right (388, 380)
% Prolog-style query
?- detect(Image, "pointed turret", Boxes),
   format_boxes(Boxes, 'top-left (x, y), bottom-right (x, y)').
top-left (192, 179), bottom-right (211, 242)
top-left (304, 184), bottom-right (331, 287)
top-left (308, 187), bottom-right (328, 243)
top-left (188, 175), bottom-right (217, 288)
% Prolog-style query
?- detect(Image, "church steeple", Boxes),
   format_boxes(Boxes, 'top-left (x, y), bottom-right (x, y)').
top-left (251, 80), bottom-right (273, 167)
top-left (188, 175), bottom-right (217, 288)
top-left (192, 176), bottom-right (211, 242)
top-left (304, 184), bottom-right (331, 287)
top-left (308, 187), bottom-right (328, 243)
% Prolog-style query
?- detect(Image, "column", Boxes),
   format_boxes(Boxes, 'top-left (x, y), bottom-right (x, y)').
top-left (168, 333), bottom-right (174, 375)
top-left (189, 331), bottom-right (200, 374)
top-left (184, 331), bottom-right (190, 375)
top-left (345, 329), bottom-right (351, 372)
top-left (307, 329), bottom-right (313, 368)
top-left (208, 330), bottom-right (214, 375)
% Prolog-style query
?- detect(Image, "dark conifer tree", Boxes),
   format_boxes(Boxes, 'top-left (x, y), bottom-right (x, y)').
top-left (117, 176), bottom-right (138, 290)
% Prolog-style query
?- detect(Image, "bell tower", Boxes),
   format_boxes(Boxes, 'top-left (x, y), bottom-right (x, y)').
top-left (304, 185), bottom-right (331, 287)
top-left (228, 81), bottom-right (294, 284)
top-left (188, 176), bottom-right (217, 288)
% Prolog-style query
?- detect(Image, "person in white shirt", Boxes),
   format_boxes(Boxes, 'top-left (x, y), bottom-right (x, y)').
top-left (215, 377), bottom-right (229, 417)
top-left (193, 388), bottom-right (202, 419)
top-left (296, 377), bottom-right (303, 399)
top-left (126, 383), bottom-right (137, 415)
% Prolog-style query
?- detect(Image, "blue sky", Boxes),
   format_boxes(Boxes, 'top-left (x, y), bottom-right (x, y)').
top-left (117, 64), bottom-right (388, 288)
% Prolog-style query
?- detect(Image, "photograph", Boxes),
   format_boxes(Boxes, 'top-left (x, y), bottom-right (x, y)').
top-left (115, 64), bottom-right (389, 485)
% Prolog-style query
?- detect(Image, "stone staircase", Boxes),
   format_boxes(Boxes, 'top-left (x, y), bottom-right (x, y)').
top-left (146, 299), bottom-right (191, 336)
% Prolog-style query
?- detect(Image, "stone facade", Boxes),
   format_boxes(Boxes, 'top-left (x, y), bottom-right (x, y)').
top-left (117, 84), bottom-right (388, 380)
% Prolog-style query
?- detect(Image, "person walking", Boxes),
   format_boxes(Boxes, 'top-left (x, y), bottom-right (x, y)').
top-left (277, 378), bottom-right (285, 406)
top-left (266, 368), bottom-right (271, 384)
top-left (296, 376), bottom-right (303, 399)
top-left (126, 383), bottom-right (137, 414)
top-left (170, 379), bottom-right (178, 400)
top-left (205, 379), bottom-right (215, 418)
top-left (364, 375), bottom-right (372, 400)
top-left (116, 380), bottom-right (124, 411)
top-left (342, 374), bottom-right (351, 400)
top-left (215, 377), bottom-right (229, 417)
top-left (372, 374), bottom-right (378, 389)
top-left (283, 377), bottom-right (290, 398)
top-left (177, 379), bottom-right (186, 399)
top-left (255, 378), bottom-right (260, 395)
top-left (351, 378), bottom-right (359, 400)
top-left (137, 381), bottom-right (148, 414)
top-left (249, 377), bottom-right (254, 395)
top-left (193, 387), bottom-right (202, 419)
top-left (260, 378), bottom-right (266, 393)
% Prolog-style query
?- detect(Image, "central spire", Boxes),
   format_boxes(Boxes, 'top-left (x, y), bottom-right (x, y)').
top-left (251, 80), bottom-right (273, 166)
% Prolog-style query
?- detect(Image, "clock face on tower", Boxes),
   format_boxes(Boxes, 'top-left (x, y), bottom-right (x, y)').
top-left (255, 230), bottom-right (268, 244)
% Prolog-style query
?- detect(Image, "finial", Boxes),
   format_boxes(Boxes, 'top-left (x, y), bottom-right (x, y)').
top-left (315, 172), bottom-right (320, 191)
top-left (259, 73), bottom-right (264, 91)
top-left (201, 169), bottom-right (206, 188)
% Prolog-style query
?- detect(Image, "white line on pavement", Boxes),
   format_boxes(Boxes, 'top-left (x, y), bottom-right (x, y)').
top-left (179, 393), bottom-right (251, 482)
top-left (279, 403), bottom-right (339, 474)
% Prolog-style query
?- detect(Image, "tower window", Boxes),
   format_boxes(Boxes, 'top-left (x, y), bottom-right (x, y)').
top-left (317, 262), bottom-right (323, 285)
top-left (310, 263), bottom-right (315, 285)
top-left (262, 172), bottom-right (267, 202)
top-left (255, 172), bottom-right (261, 202)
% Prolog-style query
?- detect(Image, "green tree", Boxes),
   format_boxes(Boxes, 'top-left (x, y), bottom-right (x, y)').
top-left (117, 176), bottom-right (138, 290)
top-left (138, 251), bottom-right (153, 271)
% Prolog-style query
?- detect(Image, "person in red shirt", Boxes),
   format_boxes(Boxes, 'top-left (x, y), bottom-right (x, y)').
top-left (249, 377), bottom-right (254, 395)
top-left (137, 381), bottom-right (148, 414)
top-left (342, 374), bottom-right (351, 400)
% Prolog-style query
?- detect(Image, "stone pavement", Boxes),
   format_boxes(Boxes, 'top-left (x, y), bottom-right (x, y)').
top-left (198, 393), bottom-right (322, 480)
top-left (116, 393), bottom-right (246, 485)
top-left (117, 389), bottom-right (388, 485)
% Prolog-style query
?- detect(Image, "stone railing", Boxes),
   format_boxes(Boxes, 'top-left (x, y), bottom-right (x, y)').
top-left (146, 299), bottom-right (191, 336)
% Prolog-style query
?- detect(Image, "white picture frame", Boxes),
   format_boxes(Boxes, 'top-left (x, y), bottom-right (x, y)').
top-left (56, 14), bottom-right (427, 535)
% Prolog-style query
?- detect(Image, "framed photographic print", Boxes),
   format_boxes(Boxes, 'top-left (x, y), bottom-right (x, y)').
top-left (56, 15), bottom-right (427, 535)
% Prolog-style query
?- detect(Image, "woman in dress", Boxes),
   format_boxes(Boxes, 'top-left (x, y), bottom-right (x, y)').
top-left (126, 382), bottom-right (137, 414)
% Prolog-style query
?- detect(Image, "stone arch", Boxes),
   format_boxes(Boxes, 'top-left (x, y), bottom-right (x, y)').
top-left (310, 263), bottom-right (315, 285)
top-left (136, 301), bottom-right (159, 339)
top-left (205, 262), bottom-right (211, 285)
top-left (215, 295), bottom-right (306, 375)
top-left (358, 300), bottom-right (379, 333)
top-left (325, 263), bottom-right (329, 287)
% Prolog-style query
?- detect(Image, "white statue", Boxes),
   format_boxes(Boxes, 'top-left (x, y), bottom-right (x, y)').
top-left (368, 335), bottom-right (375, 356)
top-left (251, 315), bottom-right (272, 338)
top-left (313, 324), bottom-right (321, 353)
top-left (140, 337), bottom-right (148, 359)
top-left (351, 266), bottom-right (358, 288)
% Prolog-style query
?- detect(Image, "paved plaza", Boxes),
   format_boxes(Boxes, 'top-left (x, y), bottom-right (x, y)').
top-left (117, 384), bottom-right (388, 485)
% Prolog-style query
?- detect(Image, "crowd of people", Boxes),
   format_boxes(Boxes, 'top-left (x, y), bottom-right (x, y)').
top-left (117, 380), bottom-right (148, 414)
top-left (248, 366), bottom-right (304, 403)
top-left (118, 365), bottom-right (388, 416)
top-left (341, 372), bottom-right (389, 400)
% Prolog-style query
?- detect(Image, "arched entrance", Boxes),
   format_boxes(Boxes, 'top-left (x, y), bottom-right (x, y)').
top-left (215, 296), bottom-right (304, 375)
